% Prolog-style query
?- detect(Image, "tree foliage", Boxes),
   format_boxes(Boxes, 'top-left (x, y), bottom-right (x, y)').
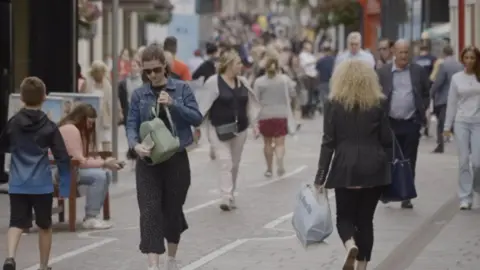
top-left (293, 0), bottom-right (362, 29)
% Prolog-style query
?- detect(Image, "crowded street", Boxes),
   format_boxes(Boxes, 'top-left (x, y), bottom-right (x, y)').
top-left (2, 0), bottom-right (479, 269)
top-left (0, 119), bottom-right (474, 270)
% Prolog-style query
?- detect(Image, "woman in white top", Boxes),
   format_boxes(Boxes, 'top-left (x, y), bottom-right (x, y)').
top-left (253, 54), bottom-right (296, 177)
top-left (444, 46), bottom-right (480, 210)
top-left (80, 60), bottom-right (123, 151)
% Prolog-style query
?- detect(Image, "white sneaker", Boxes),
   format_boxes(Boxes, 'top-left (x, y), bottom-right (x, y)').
top-left (460, 202), bottom-right (472, 210)
top-left (82, 218), bottom-right (113, 229)
top-left (165, 257), bottom-right (179, 270)
top-left (147, 267), bottom-right (159, 270)
top-left (219, 197), bottom-right (236, 211)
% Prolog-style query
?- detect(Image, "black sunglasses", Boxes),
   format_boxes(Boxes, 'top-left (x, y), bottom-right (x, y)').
top-left (143, 67), bottom-right (163, 75)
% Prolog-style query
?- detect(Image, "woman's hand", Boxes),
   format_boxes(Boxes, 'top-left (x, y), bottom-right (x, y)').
top-left (158, 91), bottom-right (173, 105)
top-left (443, 130), bottom-right (453, 139)
top-left (253, 125), bottom-right (260, 139)
top-left (103, 157), bottom-right (121, 170)
top-left (314, 184), bottom-right (325, 193)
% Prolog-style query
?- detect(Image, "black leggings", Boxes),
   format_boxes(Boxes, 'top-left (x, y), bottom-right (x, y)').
top-left (335, 187), bottom-right (383, 261)
top-left (136, 151), bottom-right (191, 254)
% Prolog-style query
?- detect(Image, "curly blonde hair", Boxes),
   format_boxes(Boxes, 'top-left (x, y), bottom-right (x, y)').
top-left (329, 59), bottom-right (384, 111)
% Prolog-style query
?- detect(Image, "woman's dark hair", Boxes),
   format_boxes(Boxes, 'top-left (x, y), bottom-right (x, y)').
top-left (141, 43), bottom-right (171, 78)
top-left (121, 48), bottom-right (131, 58)
top-left (58, 103), bottom-right (98, 156)
top-left (461, 46), bottom-right (480, 82)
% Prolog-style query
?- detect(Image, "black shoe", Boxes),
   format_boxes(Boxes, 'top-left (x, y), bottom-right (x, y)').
top-left (3, 258), bottom-right (16, 270)
top-left (432, 145), bottom-right (444, 153)
top-left (401, 200), bottom-right (414, 209)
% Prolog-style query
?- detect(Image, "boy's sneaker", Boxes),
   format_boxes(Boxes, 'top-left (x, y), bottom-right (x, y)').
top-left (82, 218), bottom-right (112, 230)
top-left (38, 267), bottom-right (51, 270)
top-left (3, 257), bottom-right (15, 270)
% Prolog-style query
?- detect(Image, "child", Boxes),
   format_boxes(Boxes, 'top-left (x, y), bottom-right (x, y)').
top-left (0, 77), bottom-right (71, 270)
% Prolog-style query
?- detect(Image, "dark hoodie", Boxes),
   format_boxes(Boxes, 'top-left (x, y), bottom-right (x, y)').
top-left (0, 109), bottom-right (71, 197)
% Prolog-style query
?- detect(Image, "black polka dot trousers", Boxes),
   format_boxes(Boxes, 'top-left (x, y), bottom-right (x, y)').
top-left (135, 150), bottom-right (191, 254)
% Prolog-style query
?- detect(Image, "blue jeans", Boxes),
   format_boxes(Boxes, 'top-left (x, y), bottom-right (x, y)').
top-left (454, 121), bottom-right (480, 204)
top-left (78, 168), bottom-right (111, 218)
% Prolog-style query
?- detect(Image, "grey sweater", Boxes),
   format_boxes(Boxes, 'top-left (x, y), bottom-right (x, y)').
top-left (253, 74), bottom-right (296, 121)
top-left (444, 71), bottom-right (480, 130)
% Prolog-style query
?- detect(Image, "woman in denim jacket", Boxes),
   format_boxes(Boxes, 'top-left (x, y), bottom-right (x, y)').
top-left (125, 44), bottom-right (202, 270)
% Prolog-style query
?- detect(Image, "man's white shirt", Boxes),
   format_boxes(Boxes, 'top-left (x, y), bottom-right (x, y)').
top-left (299, 51), bottom-right (318, 78)
top-left (334, 49), bottom-right (376, 69)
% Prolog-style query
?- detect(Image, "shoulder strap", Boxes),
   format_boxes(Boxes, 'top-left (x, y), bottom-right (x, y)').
top-left (151, 103), bottom-right (177, 136)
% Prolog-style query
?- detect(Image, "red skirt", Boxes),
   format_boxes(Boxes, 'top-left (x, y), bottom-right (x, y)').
top-left (259, 118), bottom-right (288, 137)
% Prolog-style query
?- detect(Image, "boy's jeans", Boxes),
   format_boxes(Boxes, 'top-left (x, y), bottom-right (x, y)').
top-left (78, 168), bottom-right (111, 218)
top-left (454, 121), bottom-right (480, 204)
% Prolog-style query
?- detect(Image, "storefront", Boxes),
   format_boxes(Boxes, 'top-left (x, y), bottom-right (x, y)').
top-left (0, 0), bottom-right (77, 182)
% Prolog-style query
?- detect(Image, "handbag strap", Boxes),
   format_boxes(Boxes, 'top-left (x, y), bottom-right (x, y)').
top-left (151, 103), bottom-right (177, 137)
top-left (392, 133), bottom-right (405, 161)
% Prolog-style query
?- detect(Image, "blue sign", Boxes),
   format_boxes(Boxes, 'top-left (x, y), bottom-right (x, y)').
top-left (167, 14), bottom-right (199, 62)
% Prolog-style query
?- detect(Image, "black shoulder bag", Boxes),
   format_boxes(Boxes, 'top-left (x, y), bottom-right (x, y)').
top-left (214, 78), bottom-right (240, 141)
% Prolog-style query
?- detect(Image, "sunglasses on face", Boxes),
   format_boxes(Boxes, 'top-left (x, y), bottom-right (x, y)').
top-left (143, 67), bottom-right (163, 75)
top-left (378, 47), bottom-right (389, 51)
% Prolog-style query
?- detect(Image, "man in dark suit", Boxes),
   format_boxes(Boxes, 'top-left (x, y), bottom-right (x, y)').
top-left (376, 40), bottom-right (431, 209)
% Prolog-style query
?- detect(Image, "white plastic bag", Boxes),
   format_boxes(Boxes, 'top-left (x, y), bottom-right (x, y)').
top-left (292, 184), bottom-right (333, 247)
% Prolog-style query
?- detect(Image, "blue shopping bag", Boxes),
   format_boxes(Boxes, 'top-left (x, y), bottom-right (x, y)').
top-left (380, 138), bottom-right (417, 203)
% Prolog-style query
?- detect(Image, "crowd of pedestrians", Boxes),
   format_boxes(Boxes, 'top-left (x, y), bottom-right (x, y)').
top-left (1, 21), bottom-right (480, 270)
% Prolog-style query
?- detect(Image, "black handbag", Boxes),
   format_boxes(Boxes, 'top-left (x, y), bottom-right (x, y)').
top-left (380, 137), bottom-right (417, 203)
top-left (214, 79), bottom-right (240, 141)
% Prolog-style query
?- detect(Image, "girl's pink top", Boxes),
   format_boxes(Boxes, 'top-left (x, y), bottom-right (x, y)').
top-left (59, 124), bottom-right (104, 168)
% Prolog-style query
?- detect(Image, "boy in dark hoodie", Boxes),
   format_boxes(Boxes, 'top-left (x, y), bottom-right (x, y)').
top-left (0, 77), bottom-right (71, 270)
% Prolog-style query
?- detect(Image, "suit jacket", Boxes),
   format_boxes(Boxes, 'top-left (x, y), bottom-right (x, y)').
top-left (430, 57), bottom-right (463, 106)
top-left (376, 63), bottom-right (430, 125)
top-left (315, 100), bottom-right (392, 188)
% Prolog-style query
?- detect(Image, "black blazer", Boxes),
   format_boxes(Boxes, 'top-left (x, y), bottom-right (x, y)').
top-left (376, 63), bottom-right (431, 125)
top-left (315, 100), bottom-right (393, 189)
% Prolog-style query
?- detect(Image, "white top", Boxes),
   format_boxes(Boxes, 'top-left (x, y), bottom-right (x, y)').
top-left (444, 71), bottom-right (480, 130)
top-left (334, 49), bottom-right (375, 69)
top-left (299, 51), bottom-right (318, 78)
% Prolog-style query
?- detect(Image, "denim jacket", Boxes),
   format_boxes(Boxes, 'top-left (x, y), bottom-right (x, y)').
top-left (126, 78), bottom-right (203, 150)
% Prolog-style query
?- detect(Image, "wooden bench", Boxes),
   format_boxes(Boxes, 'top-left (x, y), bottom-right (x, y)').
top-left (51, 151), bottom-right (112, 232)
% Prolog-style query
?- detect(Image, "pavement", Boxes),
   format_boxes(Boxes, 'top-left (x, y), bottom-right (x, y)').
top-left (0, 117), bottom-right (477, 270)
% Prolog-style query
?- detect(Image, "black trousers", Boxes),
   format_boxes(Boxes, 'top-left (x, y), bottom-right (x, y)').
top-left (335, 187), bottom-right (383, 261)
top-left (301, 76), bottom-right (317, 117)
top-left (389, 118), bottom-right (421, 180)
top-left (136, 150), bottom-right (191, 254)
top-left (433, 104), bottom-right (447, 147)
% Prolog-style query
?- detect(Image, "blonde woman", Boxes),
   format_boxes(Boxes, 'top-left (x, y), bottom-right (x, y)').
top-left (314, 60), bottom-right (392, 270)
top-left (254, 55), bottom-right (295, 177)
top-left (200, 50), bottom-right (261, 211)
top-left (80, 60), bottom-right (123, 151)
